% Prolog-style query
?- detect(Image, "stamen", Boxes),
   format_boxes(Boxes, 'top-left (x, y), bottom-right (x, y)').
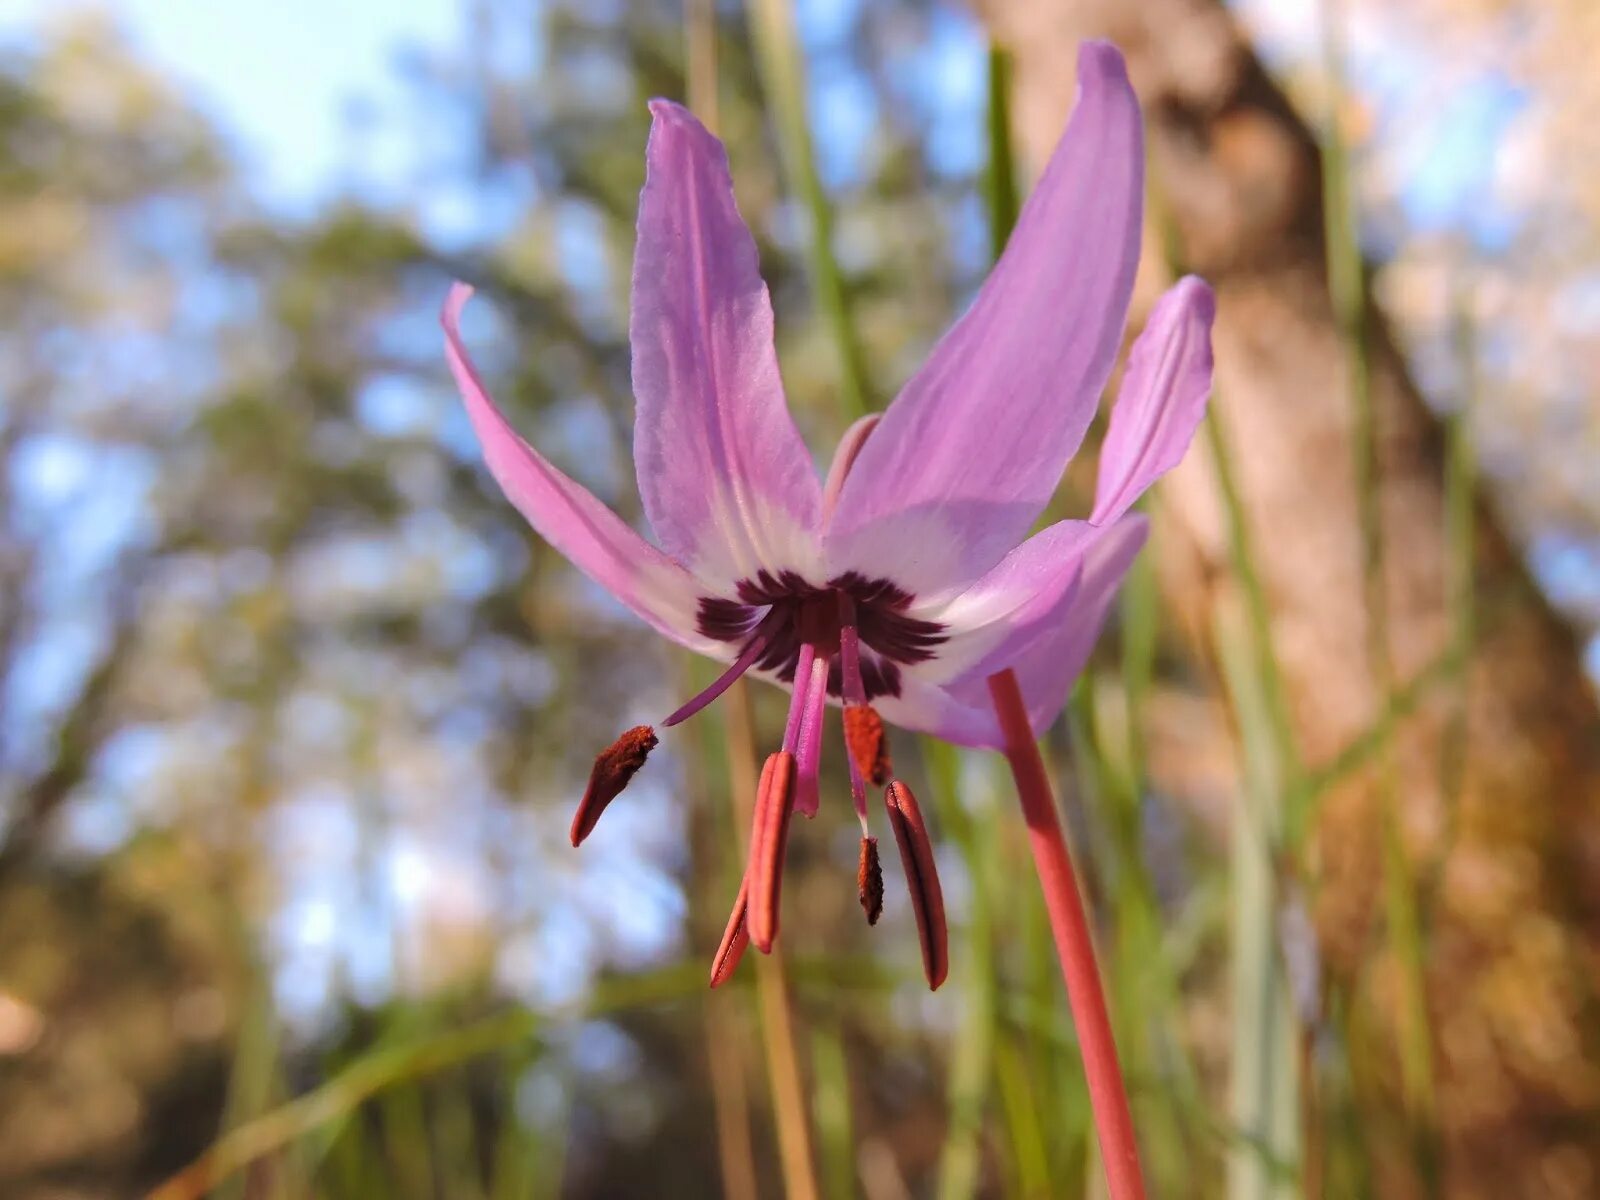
top-left (839, 618), bottom-right (866, 704)
top-left (710, 875), bottom-right (750, 988)
top-left (570, 725), bottom-right (657, 847)
top-left (782, 644), bottom-right (816, 753)
top-left (662, 614), bottom-right (780, 728)
top-left (857, 836), bottom-right (883, 925)
top-left (845, 738), bottom-right (871, 832)
top-left (838, 601), bottom-right (890, 792)
top-left (793, 651), bottom-right (831, 817)
top-left (885, 779), bottom-right (948, 990)
top-left (843, 704), bottom-right (892, 787)
top-left (746, 750), bottom-right (798, 952)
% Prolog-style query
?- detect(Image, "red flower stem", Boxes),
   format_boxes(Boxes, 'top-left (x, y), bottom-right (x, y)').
top-left (987, 668), bottom-right (1146, 1200)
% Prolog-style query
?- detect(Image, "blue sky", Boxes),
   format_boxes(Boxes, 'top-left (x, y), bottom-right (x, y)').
top-left (1, 0), bottom-right (1524, 245)
top-left (0, 0), bottom-right (460, 209)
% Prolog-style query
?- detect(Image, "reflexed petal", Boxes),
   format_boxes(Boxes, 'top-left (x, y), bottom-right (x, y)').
top-left (875, 675), bottom-right (1002, 749)
top-left (632, 100), bottom-right (823, 588)
top-left (940, 514), bottom-right (1149, 744)
top-left (821, 414), bottom-right (880, 521)
top-left (906, 520), bottom-right (1096, 684)
top-left (1091, 277), bottom-right (1216, 525)
top-left (443, 284), bottom-right (719, 655)
top-left (824, 42), bottom-right (1143, 596)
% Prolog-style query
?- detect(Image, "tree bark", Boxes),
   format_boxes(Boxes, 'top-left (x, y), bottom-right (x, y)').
top-left (978, 2), bottom-right (1600, 1196)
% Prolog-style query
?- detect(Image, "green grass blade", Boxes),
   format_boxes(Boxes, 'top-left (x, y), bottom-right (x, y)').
top-left (985, 42), bottom-right (1020, 257)
top-left (811, 1023), bottom-right (858, 1200)
top-left (149, 966), bottom-right (709, 1200)
top-left (743, 0), bottom-right (873, 416)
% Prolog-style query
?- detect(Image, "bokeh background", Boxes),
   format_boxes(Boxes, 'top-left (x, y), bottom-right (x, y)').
top-left (1, 0), bottom-right (1597, 1197)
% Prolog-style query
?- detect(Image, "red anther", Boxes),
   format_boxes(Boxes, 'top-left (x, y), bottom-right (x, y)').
top-left (710, 875), bottom-right (750, 989)
top-left (843, 704), bottom-right (891, 786)
top-left (857, 836), bottom-right (883, 926)
top-left (885, 780), bottom-right (948, 990)
top-left (570, 725), bottom-right (657, 847)
top-left (745, 751), bottom-right (798, 952)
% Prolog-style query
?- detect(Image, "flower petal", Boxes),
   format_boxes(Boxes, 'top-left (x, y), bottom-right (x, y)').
top-left (444, 284), bottom-right (718, 655)
top-left (821, 414), bottom-right (880, 521)
top-left (824, 42), bottom-right (1143, 596)
top-left (906, 519), bottom-right (1097, 684)
top-left (1091, 277), bottom-right (1216, 526)
top-left (874, 675), bottom-right (1002, 749)
top-left (631, 100), bottom-right (823, 589)
top-left (940, 514), bottom-right (1149, 745)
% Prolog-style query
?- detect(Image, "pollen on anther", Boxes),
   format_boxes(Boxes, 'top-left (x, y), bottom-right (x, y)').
top-left (843, 704), bottom-right (892, 786)
top-left (710, 876), bottom-right (751, 988)
top-left (746, 751), bottom-right (798, 953)
top-left (885, 780), bottom-right (948, 990)
top-left (570, 725), bottom-right (657, 847)
top-left (857, 836), bottom-right (883, 925)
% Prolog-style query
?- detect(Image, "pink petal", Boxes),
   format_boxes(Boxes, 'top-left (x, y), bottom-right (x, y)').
top-left (939, 514), bottom-right (1149, 745)
top-left (906, 520), bottom-right (1096, 684)
top-left (821, 414), bottom-right (881, 522)
top-left (1091, 277), bottom-right (1216, 526)
top-left (824, 42), bottom-right (1143, 597)
top-left (443, 284), bottom-right (717, 654)
top-left (631, 101), bottom-right (823, 589)
top-left (874, 676), bottom-right (1002, 749)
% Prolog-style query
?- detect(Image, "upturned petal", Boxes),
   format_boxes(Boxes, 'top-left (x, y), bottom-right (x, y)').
top-left (443, 285), bottom-right (717, 654)
top-left (1091, 277), bottom-right (1216, 526)
top-left (821, 414), bottom-right (880, 521)
top-left (905, 520), bottom-right (1097, 684)
top-left (631, 101), bottom-right (823, 589)
top-left (823, 42), bottom-right (1143, 597)
top-left (943, 514), bottom-right (1150, 743)
top-left (874, 674), bottom-right (1003, 749)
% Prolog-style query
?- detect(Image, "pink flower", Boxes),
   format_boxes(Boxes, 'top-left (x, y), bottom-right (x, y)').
top-left (442, 42), bottom-right (1214, 989)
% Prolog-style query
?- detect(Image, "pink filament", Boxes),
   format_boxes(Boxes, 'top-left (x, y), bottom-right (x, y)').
top-left (662, 613), bottom-right (781, 728)
top-left (782, 643), bottom-right (816, 754)
top-left (793, 651), bottom-right (831, 817)
top-left (838, 608), bottom-right (870, 828)
top-left (844, 739), bottom-right (870, 829)
top-left (839, 623), bottom-right (866, 706)
top-left (662, 629), bottom-right (774, 728)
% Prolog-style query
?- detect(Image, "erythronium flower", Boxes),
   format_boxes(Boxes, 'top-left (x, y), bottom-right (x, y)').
top-left (441, 41), bottom-right (1214, 993)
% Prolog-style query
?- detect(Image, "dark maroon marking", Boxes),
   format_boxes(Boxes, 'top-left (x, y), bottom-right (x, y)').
top-left (697, 596), bottom-right (763, 643)
top-left (694, 573), bottom-right (946, 701)
top-left (735, 569), bottom-right (815, 605)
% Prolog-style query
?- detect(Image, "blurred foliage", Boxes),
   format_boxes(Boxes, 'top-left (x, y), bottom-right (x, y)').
top-left (1241, 0), bottom-right (1600, 644)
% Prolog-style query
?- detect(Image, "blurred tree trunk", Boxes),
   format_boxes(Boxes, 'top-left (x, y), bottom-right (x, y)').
top-left (978, 1), bottom-right (1600, 1196)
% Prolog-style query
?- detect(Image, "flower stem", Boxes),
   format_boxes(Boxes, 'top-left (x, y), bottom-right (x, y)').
top-left (987, 668), bottom-right (1146, 1200)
